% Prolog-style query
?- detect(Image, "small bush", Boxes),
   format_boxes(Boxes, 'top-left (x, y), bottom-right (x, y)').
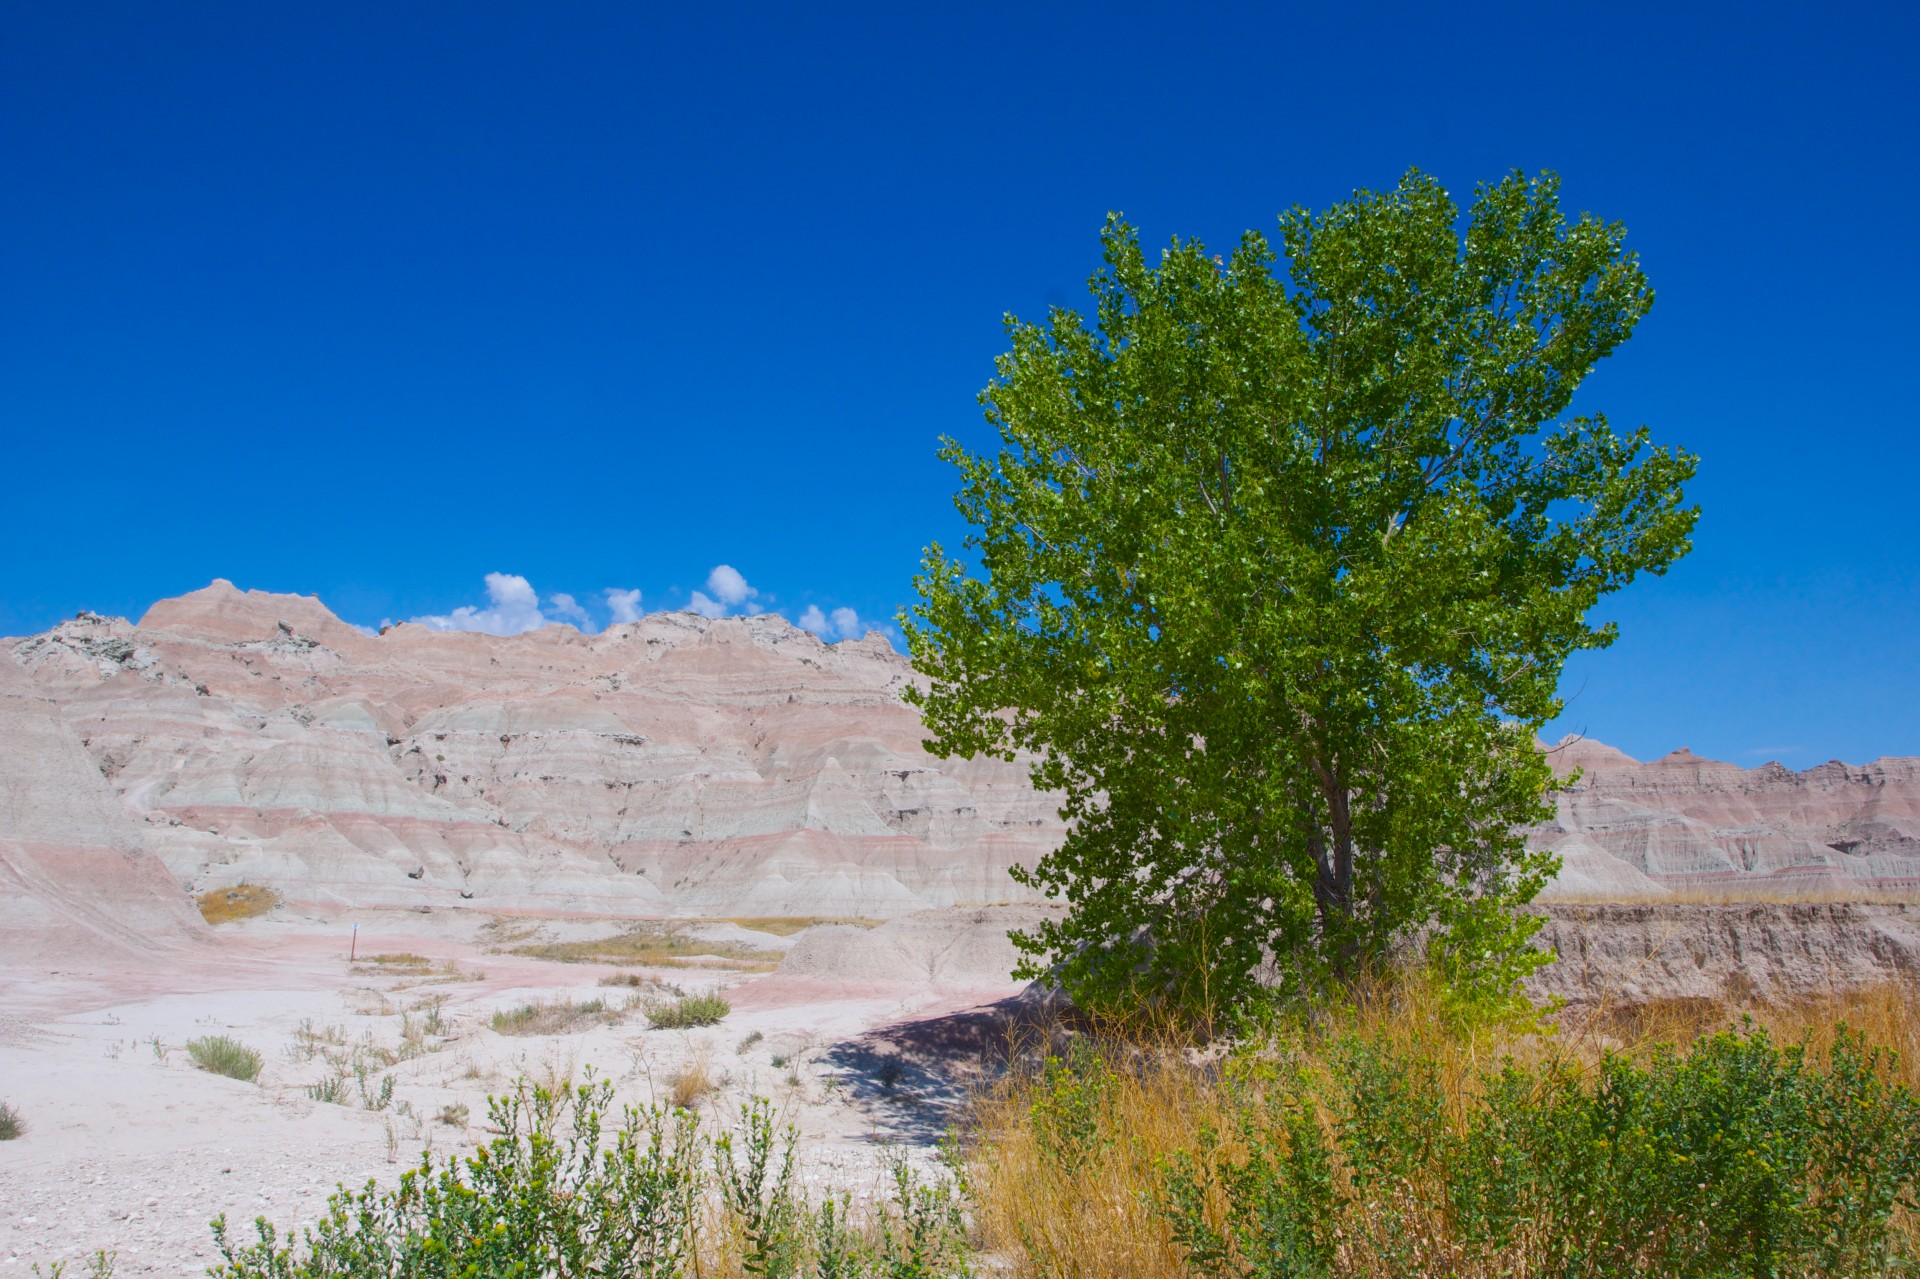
top-left (306, 1074), bottom-right (348, 1105)
top-left (195, 885), bottom-right (279, 925)
top-left (435, 1103), bottom-right (468, 1127)
top-left (0, 1099), bottom-right (23, 1140)
top-left (488, 998), bottom-right (619, 1037)
top-left (187, 1035), bottom-right (263, 1083)
top-left (737, 1030), bottom-right (764, 1052)
top-left (646, 992), bottom-right (731, 1029)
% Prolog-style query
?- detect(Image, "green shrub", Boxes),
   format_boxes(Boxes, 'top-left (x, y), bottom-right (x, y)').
top-left (1027, 1041), bottom-right (1116, 1173)
top-left (306, 1073), bottom-right (348, 1105)
top-left (646, 992), bottom-right (730, 1029)
top-left (187, 1035), bottom-right (263, 1083)
top-left (207, 1080), bottom-right (971, 1279)
top-left (0, 1099), bottom-right (23, 1140)
top-left (212, 1081), bottom-right (706, 1279)
top-left (1160, 1024), bottom-right (1920, 1278)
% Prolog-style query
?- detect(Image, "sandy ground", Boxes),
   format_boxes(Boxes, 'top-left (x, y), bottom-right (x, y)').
top-left (0, 909), bottom-right (1022, 1277)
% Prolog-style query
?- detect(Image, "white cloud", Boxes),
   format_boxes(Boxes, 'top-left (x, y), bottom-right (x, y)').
top-left (687, 590), bottom-right (729, 619)
top-left (604, 588), bottom-right (643, 624)
top-left (412, 572), bottom-right (558, 636)
top-left (705, 564), bottom-right (756, 606)
top-left (547, 593), bottom-right (592, 629)
top-left (794, 603), bottom-right (877, 641)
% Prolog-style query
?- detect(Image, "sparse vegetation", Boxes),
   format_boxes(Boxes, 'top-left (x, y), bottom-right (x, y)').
top-left (738, 1030), bottom-right (764, 1052)
top-left (667, 1053), bottom-right (719, 1108)
top-left (488, 997), bottom-right (622, 1037)
top-left (195, 884), bottom-right (279, 925)
top-left (511, 922), bottom-right (779, 971)
top-left (599, 971), bottom-right (680, 991)
top-left (434, 1102), bottom-right (468, 1127)
top-left (645, 991), bottom-right (731, 1029)
top-left (717, 916), bottom-right (883, 936)
top-left (0, 1099), bottom-right (23, 1140)
top-left (209, 1082), bottom-right (969, 1279)
top-left (355, 951), bottom-right (433, 974)
top-left (968, 980), bottom-right (1920, 1279)
top-left (186, 1035), bottom-right (263, 1083)
top-left (31, 1249), bottom-right (115, 1279)
top-left (306, 1074), bottom-right (349, 1105)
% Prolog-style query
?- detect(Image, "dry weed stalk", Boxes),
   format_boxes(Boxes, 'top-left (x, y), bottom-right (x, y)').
top-left (964, 978), bottom-right (1920, 1279)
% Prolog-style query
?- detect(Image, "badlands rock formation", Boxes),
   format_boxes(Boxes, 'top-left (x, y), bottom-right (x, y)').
top-left (3, 580), bottom-right (1916, 930)
top-left (1528, 902), bottom-right (1920, 1007)
top-left (1535, 736), bottom-right (1920, 896)
top-left (0, 656), bottom-right (206, 959)
top-left (5, 581), bottom-right (1062, 919)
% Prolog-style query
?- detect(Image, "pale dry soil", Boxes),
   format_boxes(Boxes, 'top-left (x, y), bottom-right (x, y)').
top-left (0, 909), bottom-right (1019, 1277)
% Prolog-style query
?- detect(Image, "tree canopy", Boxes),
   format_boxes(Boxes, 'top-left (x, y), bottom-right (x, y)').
top-left (904, 169), bottom-right (1698, 1022)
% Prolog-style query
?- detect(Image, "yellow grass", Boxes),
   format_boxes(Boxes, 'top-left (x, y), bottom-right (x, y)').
top-left (713, 915), bottom-right (883, 936)
top-left (195, 884), bottom-right (280, 924)
top-left (964, 979), bottom-right (1920, 1279)
top-left (666, 1049), bottom-right (720, 1108)
top-left (510, 923), bottom-right (780, 971)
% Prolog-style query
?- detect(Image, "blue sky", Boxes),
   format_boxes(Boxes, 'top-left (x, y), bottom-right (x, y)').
top-left (2, 2), bottom-right (1914, 768)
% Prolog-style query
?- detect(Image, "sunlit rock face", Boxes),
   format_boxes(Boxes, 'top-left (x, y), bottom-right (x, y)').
top-left (0, 655), bottom-right (206, 959)
top-left (1534, 737), bottom-right (1920, 897)
top-left (5, 582), bottom-right (1916, 922)
top-left (6, 581), bottom-right (1062, 918)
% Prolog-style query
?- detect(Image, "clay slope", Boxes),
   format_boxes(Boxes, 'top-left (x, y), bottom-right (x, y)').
top-left (6, 581), bottom-right (1062, 918)
top-left (0, 657), bottom-right (205, 960)
top-left (1535, 736), bottom-right (1920, 896)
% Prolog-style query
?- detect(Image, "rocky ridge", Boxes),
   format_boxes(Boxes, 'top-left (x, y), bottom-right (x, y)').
top-left (1536, 736), bottom-right (1920, 895)
top-left (4, 581), bottom-right (1060, 927)
top-left (3, 581), bottom-right (1917, 947)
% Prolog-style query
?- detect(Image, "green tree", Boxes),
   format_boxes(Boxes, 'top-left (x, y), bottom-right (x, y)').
top-left (904, 169), bottom-right (1697, 1023)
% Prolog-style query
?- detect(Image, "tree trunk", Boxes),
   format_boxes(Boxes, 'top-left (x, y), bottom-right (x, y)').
top-left (1311, 762), bottom-right (1358, 979)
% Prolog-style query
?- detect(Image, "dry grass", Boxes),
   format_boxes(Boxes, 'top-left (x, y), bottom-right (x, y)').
top-left (598, 972), bottom-right (680, 991)
top-left (713, 916), bottom-right (883, 936)
top-left (510, 922), bottom-right (780, 971)
top-left (488, 998), bottom-right (623, 1037)
top-left (1577, 982), bottom-right (1920, 1092)
top-left (353, 952), bottom-right (434, 975)
top-left (965, 979), bottom-right (1920, 1279)
top-left (196, 884), bottom-right (280, 924)
top-left (666, 1049), bottom-right (720, 1108)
